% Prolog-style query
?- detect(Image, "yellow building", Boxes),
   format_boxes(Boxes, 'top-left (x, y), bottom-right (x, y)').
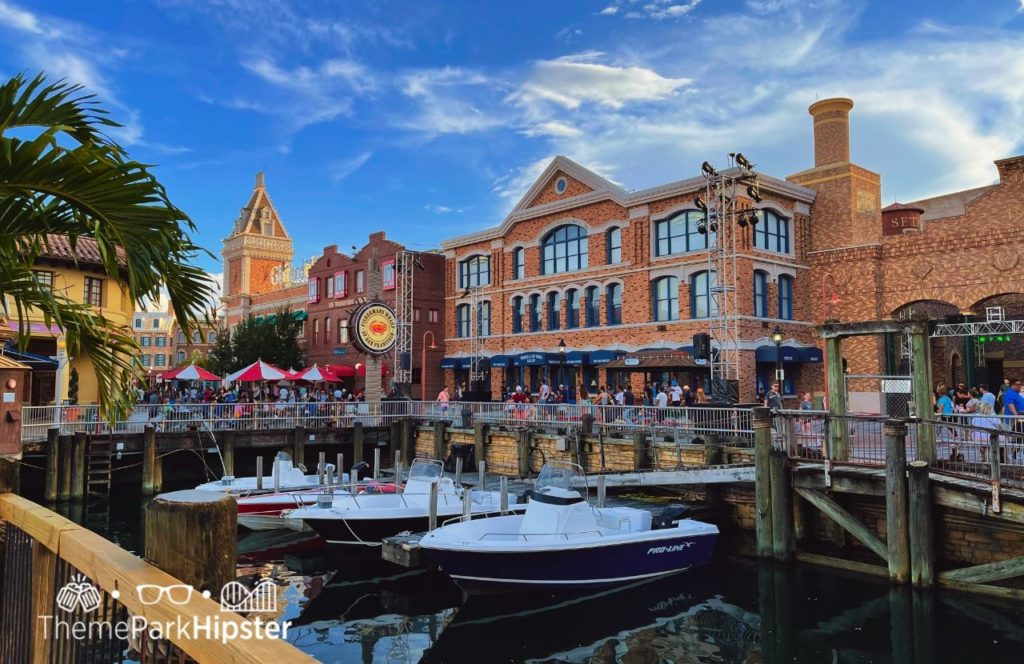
top-left (5, 236), bottom-right (132, 405)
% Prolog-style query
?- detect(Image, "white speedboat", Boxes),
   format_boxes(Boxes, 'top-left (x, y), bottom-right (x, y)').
top-left (195, 451), bottom-right (346, 496)
top-left (419, 462), bottom-right (718, 591)
top-left (286, 459), bottom-right (521, 546)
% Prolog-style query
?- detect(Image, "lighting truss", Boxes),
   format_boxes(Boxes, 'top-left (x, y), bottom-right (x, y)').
top-left (392, 250), bottom-right (415, 387)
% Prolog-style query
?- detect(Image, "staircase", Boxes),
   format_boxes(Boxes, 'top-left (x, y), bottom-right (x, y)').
top-left (86, 436), bottom-right (113, 500)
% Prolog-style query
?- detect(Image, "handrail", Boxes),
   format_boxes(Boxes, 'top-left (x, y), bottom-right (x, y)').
top-left (0, 493), bottom-right (314, 662)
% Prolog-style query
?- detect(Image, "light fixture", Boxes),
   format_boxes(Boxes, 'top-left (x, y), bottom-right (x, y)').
top-left (772, 326), bottom-right (783, 344)
top-left (701, 161), bottom-right (717, 177)
top-left (429, 341), bottom-right (438, 350)
top-left (694, 195), bottom-right (707, 212)
top-left (558, 339), bottom-right (566, 356)
top-left (746, 183), bottom-right (762, 203)
top-left (5, 379), bottom-right (16, 389)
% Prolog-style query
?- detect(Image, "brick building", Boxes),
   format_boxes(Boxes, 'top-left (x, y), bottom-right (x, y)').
top-left (440, 156), bottom-right (822, 403)
top-left (305, 232), bottom-right (446, 397)
top-left (131, 311), bottom-right (174, 380)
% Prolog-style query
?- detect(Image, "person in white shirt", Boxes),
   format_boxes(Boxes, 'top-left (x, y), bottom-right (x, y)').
top-left (654, 386), bottom-right (669, 421)
top-left (614, 387), bottom-right (624, 405)
top-left (669, 382), bottom-right (683, 406)
top-left (539, 379), bottom-right (550, 403)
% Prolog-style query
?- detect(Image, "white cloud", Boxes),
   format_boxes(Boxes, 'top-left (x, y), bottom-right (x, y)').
top-left (330, 151), bottom-right (373, 182)
top-left (510, 52), bottom-right (690, 111)
top-left (600, 0), bottom-right (702, 20)
top-left (1019, 0), bottom-right (1023, 12)
top-left (396, 67), bottom-right (507, 136)
top-left (599, 5), bottom-right (619, 15)
top-left (521, 121), bottom-right (583, 138)
top-left (0, 0), bottom-right (59, 37)
top-left (424, 203), bottom-right (463, 214)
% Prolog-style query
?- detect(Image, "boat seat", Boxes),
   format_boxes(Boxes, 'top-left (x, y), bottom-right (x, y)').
top-left (596, 507), bottom-right (652, 533)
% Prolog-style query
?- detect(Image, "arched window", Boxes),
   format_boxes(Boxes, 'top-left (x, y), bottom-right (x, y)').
top-left (690, 270), bottom-right (718, 319)
top-left (778, 275), bottom-right (794, 320)
top-left (477, 301), bottom-right (491, 336)
top-left (753, 210), bottom-right (791, 253)
top-left (541, 224), bottom-right (588, 274)
top-left (606, 227), bottom-right (621, 264)
top-left (654, 211), bottom-right (713, 256)
top-left (192, 331), bottom-right (202, 344)
top-left (177, 332), bottom-right (185, 344)
top-left (753, 270), bottom-right (769, 318)
top-left (176, 350), bottom-right (186, 364)
top-left (566, 289), bottom-right (580, 329)
top-left (459, 255), bottom-right (491, 288)
top-left (652, 276), bottom-right (679, 322)
top-left (511, 296), bottom-right (524, 333)
top-left (585, 286), bottom-right (600, 327)
top-left (207, 332), bottom-right (217, 344)
top-left (512, 248), bottom-right (525, 280)
top-left (606, 283), bottom-right (622, 325)
top-left (456, 304), bottom-right (470, 338)
top-left (547, 291), bottom-right (561, 330)
top-left (529, 294), bottom-right (542, 332)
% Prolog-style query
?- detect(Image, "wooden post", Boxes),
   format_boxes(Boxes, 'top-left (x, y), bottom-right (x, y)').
top-left (318, 451), bottom-right (326, 485)
top-left (518, 428), bottom-right (532, 477)
top-left (769, 449), bottom-right (794, 562)
top-left (474, 421), bottom-right (487, 473)
top-left (256, 456), bottom-right (264, 491)
top-left (30, 539), bottom-right (58, 661)
top-left (222, 430), bottom-right (235, 477)
top-left (44, 427), bottom-right (59, 502)
top-left (373, 448), bottom-right (381, 480)
top-left (401, 418), bottom-right (413, 466)
top-left (989, 432), bottom-right (1002, 514)
top-left (885, 419), bottom-right (910, 584)
top-left (142, 425), bottom-right (157, 496)
top-left (753, 406), bottom-right (774, 559)
top-left (353, 421), bottom-right (365, 465)
top-left (825, 336), bottom-right (848, 460)
top-left (144, 490), bottom-right (236, 594)
top-left (499, 475), bottom-right (509, 514)
top-left (910, 328), bottom-right (935, 463)
top-left (293, 425), bottom-right (307, 468)
top-left (70, 432), bottom-right (86, 501)
top-left (478, 460), bottom-right (487, 490)
top-left (153, 440), bottom-right (163, 493)
top-left (59, 434), bottom-right (72, 501)
top-left (0, 454), bottom-right (17, 493)
top-left (337, 453), bottom-right (344, 486)
top-left (389, 419), bottom-right (402, 459)
top-left (431, 421), bottom-right (445, 461)
top-left (597, 474), bottom-right (606, 508)
top-left (632, 429), bottom-right (646, 471)
top-left (908, 461), bottom-right (934, 587)
top-left (428, 481), bottom-right (438, 531)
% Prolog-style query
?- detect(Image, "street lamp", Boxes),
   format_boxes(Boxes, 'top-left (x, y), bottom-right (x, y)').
top-left (772, 326), bottom-right (783, 394)
top-left (421, 330), bottom-right (438, 401)
top-left (558, 339), bottom-right (566, 397)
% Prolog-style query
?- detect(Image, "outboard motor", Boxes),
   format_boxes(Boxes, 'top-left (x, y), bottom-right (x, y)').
top-left (652, 504), bottom-right (695, 529)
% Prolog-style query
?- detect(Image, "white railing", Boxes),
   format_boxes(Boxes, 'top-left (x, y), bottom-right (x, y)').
top-left (20, 401), bottom-right (755, 442)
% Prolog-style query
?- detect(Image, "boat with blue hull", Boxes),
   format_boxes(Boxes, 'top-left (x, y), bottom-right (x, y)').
top-left (419, 462), bottom-right (718, 591)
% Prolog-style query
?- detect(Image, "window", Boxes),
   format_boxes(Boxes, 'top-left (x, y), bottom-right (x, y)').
top-left (513, 248), bottom-right (525, 280)
top-left (414, 308), bottom-right (421, 322)
top-left (141, 354), bottom-right (151, 367)
top-left (555, 177), bottom-right (568, 194)
top-left (33, 270), bottom-right (53, 290)
top-left (477, 301), bottom-right (491, 337)
top-left (333, 271), bottom-right (347, 298)
top-left (606, 227), bottom-right (621, 264)
top-left (512, 296), bottom-right (524, 333)
top-left (753, 270), bottom-right (769, 318)
top-left (154, 354), bottom-right (166, 367)
top-left (207, 332), bottom-right (216, 344)
top-left (428, 309), bottom-right (438, 323)
top-left (193, 331), bottom-right (202, 344)
top-left (753, 210), bottom-right (791, 253)
top-left (459, 255), bottom-right (490, 288)
top-left (177, 332), bottom-right (186, 344)
top-left (326, 274), bottom-right (334, 299)
top-left (325, 317), bottom-right (332, 338)
top-left (547, 291), bottom-right (561, 330)
top-left (456, 304), bottom-right (470, 338)
top-left (307, 278), bottom-right (319, 303)
top-left (134, 318), bottom-right (142, 328)
top-left (541, 225), bottom-right (588, 275)
top-left (654, 211), bottom-right (713, 256)
top-left (155, 336), bottom-right (166, 347)
top-left (690, 270), bottom-right (718, 318)
top-left (176, 350), bottom-right (186, 364)
top-left (313, 318), bottom-right (320, 346)
top-left (140, 336), bottom-right (151, 347)
top-left (606, 284), bottom-right (622, 325)
top-left (383, 259), bottom-right (396, 289)
top-left (356, 270), bottom-right (365, 293)
top-left (778, 275), bottom-right (794, 320)
top-left (585, 286), bottom-right (600, 327)
top-left (339, 319), bottom-right (349, 344)
top-left (566, 289), bottom-right (580, 329)
top-left (529, 294), bottom-right (542, 332)
top-left (84, 277), bottom-right (103, 307)
top-left (652, 276), bottom-right (679, 322)
top-left (152, 319), bottom-right (159, 329)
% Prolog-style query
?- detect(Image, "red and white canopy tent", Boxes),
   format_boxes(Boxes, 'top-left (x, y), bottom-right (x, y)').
top-left (160, 363), bottom-right (221, 382)
top-left (225, 360), bottom-right (287, 383)
top-left (290, 364), bottom-right (341, 383)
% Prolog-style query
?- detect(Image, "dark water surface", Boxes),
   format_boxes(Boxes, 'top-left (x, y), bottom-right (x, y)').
top-left (50, 487), bottom-right (1024, 664)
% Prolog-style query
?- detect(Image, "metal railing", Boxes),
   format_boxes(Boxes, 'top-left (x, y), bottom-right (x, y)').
top-left (21, 401), bottom-right (756, 442)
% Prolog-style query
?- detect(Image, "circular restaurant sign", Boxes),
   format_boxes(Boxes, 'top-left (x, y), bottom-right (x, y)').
top-left (352, 303), bottom-right (397, 355)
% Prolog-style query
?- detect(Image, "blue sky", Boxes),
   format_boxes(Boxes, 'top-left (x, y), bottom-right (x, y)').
top-left (2, 0), bottom-right (1024, 287)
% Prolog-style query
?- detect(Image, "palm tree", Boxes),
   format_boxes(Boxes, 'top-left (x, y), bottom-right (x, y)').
top-left (0, 73), bottom-right (217, 418)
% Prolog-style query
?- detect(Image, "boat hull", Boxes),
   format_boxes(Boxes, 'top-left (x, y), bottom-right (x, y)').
top-left (303, 509), bottom-right (519, 546)
top-left (422, 530), bottom-right (717, 591)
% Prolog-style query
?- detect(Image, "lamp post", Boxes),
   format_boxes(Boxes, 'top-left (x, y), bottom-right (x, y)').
top-left (772, 326), bottom-right (783, 394)
top-left (558, 339), bottom-right (566, 399)
top-left (421, 330), bottom-right (437, 402)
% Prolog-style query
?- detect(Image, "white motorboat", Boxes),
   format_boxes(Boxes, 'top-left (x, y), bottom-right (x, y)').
top-left (194, 451), bottom-right (347, 496)
top-left (286, 459), bottom-right (522, 546)
top-left (419, 462), bottom-right (719, 591)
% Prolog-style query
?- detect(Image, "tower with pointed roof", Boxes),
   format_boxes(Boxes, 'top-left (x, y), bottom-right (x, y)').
top-left (221, 172), bottom-right (295, 326)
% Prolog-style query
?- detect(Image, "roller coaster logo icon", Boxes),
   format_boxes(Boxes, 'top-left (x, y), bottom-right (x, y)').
top-left (55, 575), bottom-right (103, 614)
top-left (219, 579), bottom-right (277, 613)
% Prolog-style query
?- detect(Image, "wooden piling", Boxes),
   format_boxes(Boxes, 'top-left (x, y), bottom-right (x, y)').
top-left (144, 490), bottom-right (236, 594)
top-left (518, 428), bottom-right (532, 477)
top-left (353, 421), bottom-right (365, 465)
top-left (222, 430), bottom-right (235, 477)
top-left (989, 432), bottom-right (1002, 514)
top-left (885, 419), bottom-right (910, 584)
top-left (401, 418), bottom-right (413, 466)
top-left (70, 432), bottom-right (86, 501)
top-left (142, 425), bottom-right (157, 495)
top-left (153, 442), bottom-right (163, 493)
top-left (431, 421), bottom-right (445, 462)
top-left (44, 427), bottom-right (59, 502)
top-left (474, 421), bottom-right (487, 472)
top-left (373, 448), bottom-right (381, 480)
top-left (632, 429), bottom-right (646, 470)
top-left (0, 455), bottom-right (17, 493)
top-left (318, 451), bottom-right (326, 484)
top-left (293, 426), bottom-right (307, 468)
top-left (597, 474), bottom-right (606, 508)
top-left (500, 475), bottom-right (508, 514)
top-left (58, 434), bottom-right (72, 501)
top-left (769, 449), bottom-right (794, 562)
top-left (428, 481), bottom-right (439, 531)
top-left (389, 419), bottom-right (402, 459)
top-left (478, 460), bottom-right (487, 490)
top-left (753, 406), bottom-right (774, 559)
top-left (908, 460), bottom-right (934, 587)
top-left (256, 456), bottom-right (264, 491)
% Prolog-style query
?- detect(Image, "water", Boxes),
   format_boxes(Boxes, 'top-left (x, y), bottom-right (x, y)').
top-left (50, 488), bottom-right (1024, 664)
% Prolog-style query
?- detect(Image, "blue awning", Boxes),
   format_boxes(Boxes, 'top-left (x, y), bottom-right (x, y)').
top-left (755, 345), bottom-right (823, 363)
top-left (565, 351), bottom-right (587, 366)
top-left (514, 352), bottom-right (550, 367)
top-left (589, 350), bottom-right (621, 365)
top-left (1, 346), bottom-right (57, 369)
top-left (490, 354), bottom-right (511, 368)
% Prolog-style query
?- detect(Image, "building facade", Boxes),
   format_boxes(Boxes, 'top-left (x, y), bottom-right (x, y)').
top-left (305, 232), bottom-right (446, 397)
top-left (131, 311), bottom-right (174, 380)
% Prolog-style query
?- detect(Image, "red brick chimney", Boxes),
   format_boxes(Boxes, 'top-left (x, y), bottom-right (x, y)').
top-left (809, 98), bottom-right (854, 167)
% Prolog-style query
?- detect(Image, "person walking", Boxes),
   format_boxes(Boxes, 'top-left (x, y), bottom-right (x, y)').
top-left (765, 382), bottom-right (783, 410)
top-left (437, 385), bottom-right (450, 418)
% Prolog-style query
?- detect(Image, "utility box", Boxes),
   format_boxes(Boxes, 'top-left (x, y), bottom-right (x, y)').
top-left (0, 355), bottom-right (31, 457)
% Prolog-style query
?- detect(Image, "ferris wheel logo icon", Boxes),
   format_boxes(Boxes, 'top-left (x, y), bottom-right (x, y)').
top-left (55, 575), bottom-right (103, 614)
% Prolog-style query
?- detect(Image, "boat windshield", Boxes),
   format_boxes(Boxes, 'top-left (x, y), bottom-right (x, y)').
top-left (408, 459), bottom-right (443, 481)
top-left (535, 462), bottom-right (584, 494)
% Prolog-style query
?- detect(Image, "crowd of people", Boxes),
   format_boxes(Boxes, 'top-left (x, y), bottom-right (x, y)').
top-left (135, 383), bottom-right (367, 408)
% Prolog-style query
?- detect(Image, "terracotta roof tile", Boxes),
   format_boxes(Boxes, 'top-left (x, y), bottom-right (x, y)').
top-left (37, 235), bottom-right (127, 268)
